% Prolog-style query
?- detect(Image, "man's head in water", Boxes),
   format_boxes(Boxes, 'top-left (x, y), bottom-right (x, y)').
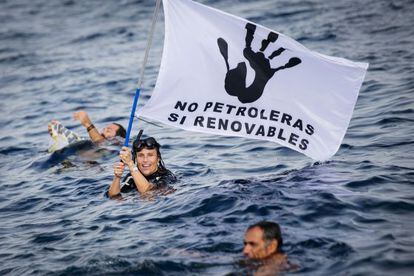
top-left (102, 123), bottom-right (126, 139)
top-left (243, 221), bottom-right (283, 260)
top-left (132, 137), bottom-right (165, 176)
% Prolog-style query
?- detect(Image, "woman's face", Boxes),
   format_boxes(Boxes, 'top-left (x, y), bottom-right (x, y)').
top-left (136, 148), bottom-right (159, 176)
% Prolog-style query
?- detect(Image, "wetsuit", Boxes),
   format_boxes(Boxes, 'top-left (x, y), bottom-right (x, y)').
top-left (120, 169), bottom-right (176, 193)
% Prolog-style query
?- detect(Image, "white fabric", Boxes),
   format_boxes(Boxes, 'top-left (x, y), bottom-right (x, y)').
top-left (139, 0), bottom-right (368, 161)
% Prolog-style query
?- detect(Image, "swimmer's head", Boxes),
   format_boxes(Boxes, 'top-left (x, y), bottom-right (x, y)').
top-left (243, 221), bottom-right (283, 260)
top-left (102, 123), bottom-right (126, 139)
top-left (132, 135), bottom-right (166, 175)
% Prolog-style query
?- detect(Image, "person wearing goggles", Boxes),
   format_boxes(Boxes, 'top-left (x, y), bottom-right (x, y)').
top-left (108, 134), bottom-right (176, 197)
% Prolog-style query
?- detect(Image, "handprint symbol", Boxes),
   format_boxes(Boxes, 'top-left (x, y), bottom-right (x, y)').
top-left (217, 23), bottom-right (301, 103)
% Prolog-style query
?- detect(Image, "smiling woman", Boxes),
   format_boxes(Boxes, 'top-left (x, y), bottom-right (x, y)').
top-left (108, 135), bottom-right (176, 198)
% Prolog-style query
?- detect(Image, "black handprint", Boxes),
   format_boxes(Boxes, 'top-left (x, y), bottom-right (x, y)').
top-left (217, 23), bottom-right (301, 104)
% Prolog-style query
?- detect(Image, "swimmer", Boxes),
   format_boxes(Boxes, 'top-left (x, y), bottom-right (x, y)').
top-left (48, 110), bottom-right (126, 152)
top-left (108, 133), bottom-right (176, 197)
top-left (73, 110), bottom-right (126, 142)
top-left (243, 221), bottom-right (297, 274)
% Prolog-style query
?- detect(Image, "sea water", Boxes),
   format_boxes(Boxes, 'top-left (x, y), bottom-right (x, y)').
top-left (0, 0), bottom-right (413, 275)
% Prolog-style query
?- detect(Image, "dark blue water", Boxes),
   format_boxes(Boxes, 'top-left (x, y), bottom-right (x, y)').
top-left (1, 0), bottom-right (413, 275)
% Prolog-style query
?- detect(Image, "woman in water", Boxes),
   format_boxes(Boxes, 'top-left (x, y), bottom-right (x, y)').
top-left (108, 134), bottom-right (176, 197)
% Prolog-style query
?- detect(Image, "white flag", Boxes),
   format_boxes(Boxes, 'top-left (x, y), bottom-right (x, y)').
top-left (139, 0), bottom-right (368, 161)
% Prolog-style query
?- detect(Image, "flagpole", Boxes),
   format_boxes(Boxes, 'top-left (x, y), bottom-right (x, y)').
top-left (124, 0), bottom-right (162, 147)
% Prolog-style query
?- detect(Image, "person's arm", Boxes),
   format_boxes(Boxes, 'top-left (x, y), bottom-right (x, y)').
top-left (73, 110), bottom-right (104, 143)
top-left (108, 162), bottom-right (124, 197)
top-left (119, 146), bottom-right (154, 193)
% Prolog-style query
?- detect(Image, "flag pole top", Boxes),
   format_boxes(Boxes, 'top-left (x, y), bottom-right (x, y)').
top-left (124, 0), bottom-right (162, 146)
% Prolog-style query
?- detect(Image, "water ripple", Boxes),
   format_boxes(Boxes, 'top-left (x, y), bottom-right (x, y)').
top-left (0, 0), bottom-right (413, 275)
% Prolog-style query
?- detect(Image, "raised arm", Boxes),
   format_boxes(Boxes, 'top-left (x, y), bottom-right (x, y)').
top-left (73, 110), bottom-right (104, 143)
top-left (119, 146), bottom-right (154, 193)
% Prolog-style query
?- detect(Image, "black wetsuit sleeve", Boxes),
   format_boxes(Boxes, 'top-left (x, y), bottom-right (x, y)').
top-left (120, 173), bottom-right (136, 193)
top-left (110, 170), bottom-right (176, 196)
top-left (150, 170), bottom-right (177, 188)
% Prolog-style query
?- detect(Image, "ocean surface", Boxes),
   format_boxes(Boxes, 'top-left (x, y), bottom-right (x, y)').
top-left (0, 0), bottom-right (413, 275)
